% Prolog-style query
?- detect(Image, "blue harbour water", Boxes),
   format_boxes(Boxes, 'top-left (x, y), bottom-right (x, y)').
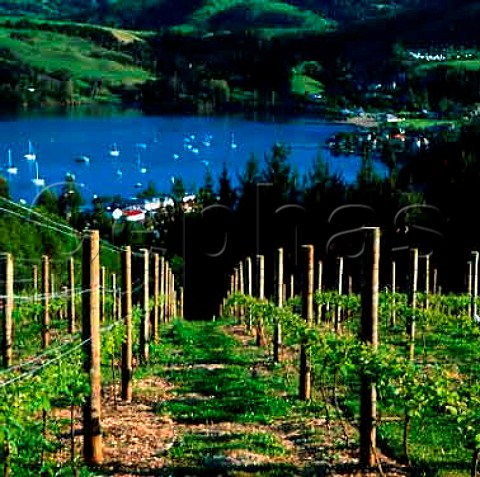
top-left (0, 107), bottom-right (388, 205)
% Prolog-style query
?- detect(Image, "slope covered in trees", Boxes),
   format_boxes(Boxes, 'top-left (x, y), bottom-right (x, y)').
top-left (0, 0), bottom-right (452, 33)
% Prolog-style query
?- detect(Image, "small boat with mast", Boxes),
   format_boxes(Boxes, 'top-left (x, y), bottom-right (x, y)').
top-left (31, 160), bottom-right (45, 187)
top-left (6, 149), bottom-right (17, 175)
top-left (230, 132), bottom-right (238, 149)
top-left (109, 143), bottom-right (120, 157)
top-left (24, 140), bottom-right (36, 161)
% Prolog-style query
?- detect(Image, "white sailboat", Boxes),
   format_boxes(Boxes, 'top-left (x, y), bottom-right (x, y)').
top-left (31, 161), bottom-right (45, 187)
top-left (230, 132), bottom-right (238, 149)
top-left (109, 143), bottom-right (120, 157)
top-left (202, 133), bottom-right (212, 147)
top-left (24, 140), bottom-right (36, 161)
top-left (6, 149), bottom-right (18, 175)
top-left (136, 151), bottom-right (147, 174)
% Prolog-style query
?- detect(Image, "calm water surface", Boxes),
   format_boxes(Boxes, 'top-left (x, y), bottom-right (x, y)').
top-left (0, 108), bottom-right (388, 204)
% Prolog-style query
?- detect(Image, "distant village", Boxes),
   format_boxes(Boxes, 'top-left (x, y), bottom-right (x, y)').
top-left (407, 48), bottom-right (477, 62)
top-left (104, 193), bottom-right (199, 223)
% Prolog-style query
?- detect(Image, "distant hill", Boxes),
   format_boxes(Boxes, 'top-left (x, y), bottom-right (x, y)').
top-left (0, 0), bottom-right (441, 34)
top-left (1, 0), bottom-right (480, 111)
top-left (326, 0), bottom-right (480, 56)
top-left (287, 0), bottom-right (442, 23)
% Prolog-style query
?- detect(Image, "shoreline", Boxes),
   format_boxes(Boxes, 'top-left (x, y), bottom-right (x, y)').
top-left (335, 115), bottom-right (379, 128)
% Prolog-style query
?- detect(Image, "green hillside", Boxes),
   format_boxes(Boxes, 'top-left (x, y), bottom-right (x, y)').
top-left (0, 0), bottom-right (463, 39)
top-left (0, 30), bottom-right (149, 83)
top-left (0, 18), bottom-right (154, 106)
top-left (0, 0), bottom-right (444, 26)
top-left (172, 0), bottom-right (332, 36)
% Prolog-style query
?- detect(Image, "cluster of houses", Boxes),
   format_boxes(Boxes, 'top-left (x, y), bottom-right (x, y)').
top-left (105, 194), bottom-right (198, 222)
top-left (325, 124), bottom-right (433, 156)
top-left (407, 49), bottom-right (476, 62)
top-left (408, 51), bottom-right (447, 62)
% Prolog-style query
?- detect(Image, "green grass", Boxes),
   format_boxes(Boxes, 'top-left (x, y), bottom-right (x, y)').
top-left (150, 320), bottom-right (297, 424)
top-left (149, 319), bottom-right (260, 366)
top-left (0, 28), bottom-right (152, 85)
top-left (0, 16), bottom-right (153, 44)
top-left (168, 430), bottom-right (288, 461)
top-left (148, 319), bottom-right (323, 426)
top-left (393, 118), bottom-right (457, 130)
top-left (291, 72), bottom-right (324, 97)
top-left (378, 417), bottom-right (470, 475)
top-left (137, 318), bottom-right (333, 477)
top-left (417, 60), bottom-right (480, 71)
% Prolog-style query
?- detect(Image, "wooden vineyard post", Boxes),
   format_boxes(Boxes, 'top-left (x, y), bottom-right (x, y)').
top-left (1, 253), bottom-right (14, 368)
top-left (51, 270), bottom-right (56, 298)
top-left (472, 251), bottom-right (479, 318)
top-left (100, 266), bottom-right (106, 322)
top-left (121, 246), bottom-right (133, 402)
top-left (140, 249), bottom-right (150, 364)
top-left (173, 289), bottom-right (178, 318)
top-left (359, 227), bottom-right (380, 468)
top-left (316, 260), bottom-right (323, 324)
top-left (82, 229), bottom-right (102, 465)
top-left (433, 268), bottom-right (438, 295)
top-left (245, 256), bottom-right (253, 330)
top-left (290, 274), bottom-right (295, 299)
top-left (164, 264), bottom-right (170, 322)
top-left (468, 260), bottom-right (473, 317)
top-left (234, 266), bottom-right (240, 320)
top-left (335, 256), bottom-right (344, 332)
top-left (246, 257), bottom-right (252, 296)
top-left (169, 266), bottom-right (174, 321)
top-left (170, 271), bottom-right (177, 318)
top-left (170, 267), bottom-right (174, 316)
top-left (228, 273), bottom-right (234, 298)
top-left (408, 248), bottom-right (418, 361)
top-left (42, 255), bottom-right (50, 349)
top-left (424, 254), bottom-right (430, 310)
top-left (112, 273), bottom-right (117, 324)
top-left (347, 275), bottom-right (353, 319)
top-left (257, 255), bottom-right (265, 301)
top-left (169, 269), bottom-right (175, 320)
top-left (299, 244), bottom-right (314, 401)
top-left (117, 284), bottom-right (122, 322)
top-left (391, 260), bottom-right (396, 327)
top-left (68, 257), bottom-right (76, 333)
top-left (33, 264), bottom-right (38, 302)
top-left (161, 260), bottom-right (167, 323)
top-left (167, 267), bottom-right (172, 321)
top-left (153, 253), bottom-right (160, 344)
top-left (238, 261), bottom-right (245, 322)
top-left (178, 287), bottom-right (184, 319)
top-left (160, 256), bottom-right (165, 324)
top-left (255, 254), bottom-right (266, 346)
top-left (274, 248), bottom-right (283, 363)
